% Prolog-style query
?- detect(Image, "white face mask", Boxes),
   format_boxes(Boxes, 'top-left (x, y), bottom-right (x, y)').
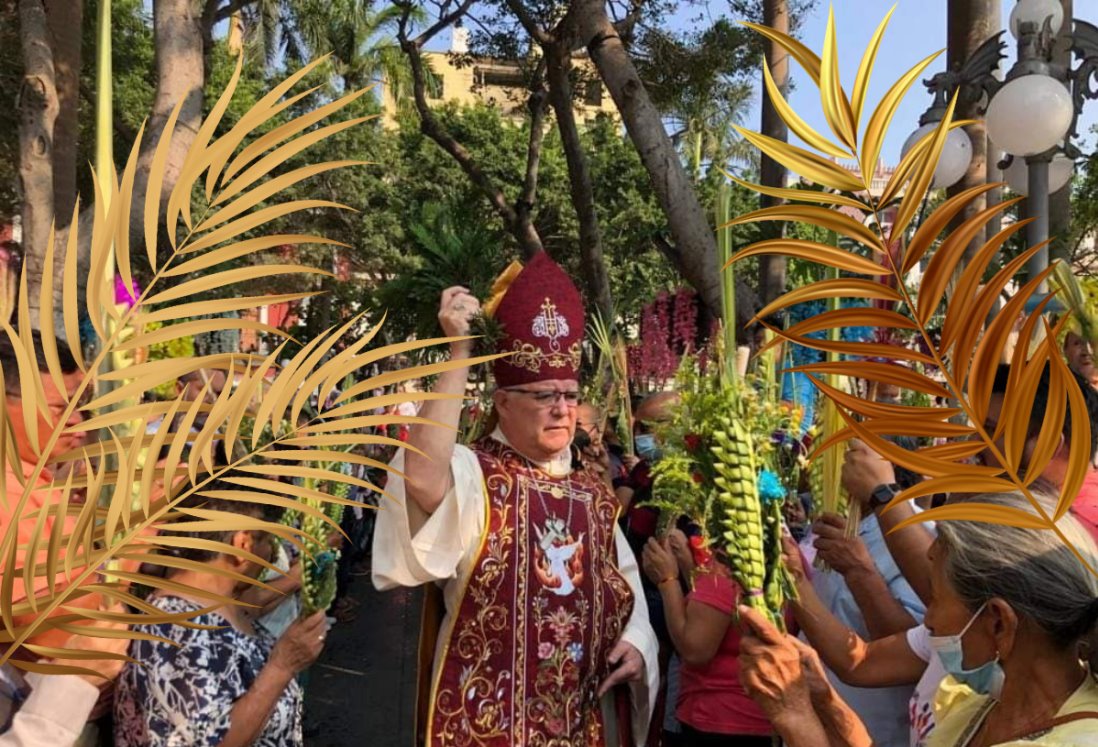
top-left (927, 602), bottom-right (1006, 700)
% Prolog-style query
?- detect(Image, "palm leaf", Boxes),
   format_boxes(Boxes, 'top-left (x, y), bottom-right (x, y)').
top-left (731, 12), bottom-right (1095, 577)
top-left (0, 59), bottom-right (477, 670)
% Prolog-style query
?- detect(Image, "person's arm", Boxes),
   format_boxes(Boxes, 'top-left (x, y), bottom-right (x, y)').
top-left (812, 513), bottom-right (917, 638)
top-left (642, 538), bottom-right (729, 667)
top-left (1, 609), bottom-right (131, 746)
top-left (871, 502), bottom-right (934, 607)
top-left (787, 636), bottom-right (873, 747)
top-left (239, 562), bottom-right (301, 619)
top-left (403, 287), bottom-right (478, 515)
top-left (0, 674), bottom-right (99, 747)
top-left (737, 607), bottom-right (869, 747)
top-left (615, 485), bottom-right (635, 511)
top-left (769, 711), bottom-right (833, 747)
top-left (842, 441), bottom-right (934, 606)
top-left (783, 537), bottom-right (925, 688)
top-left (216, 612), bottom-right (326, 747)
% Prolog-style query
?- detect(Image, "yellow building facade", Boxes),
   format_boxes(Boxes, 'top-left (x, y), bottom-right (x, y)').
top-left (380, 30), bottom-right (619, 127)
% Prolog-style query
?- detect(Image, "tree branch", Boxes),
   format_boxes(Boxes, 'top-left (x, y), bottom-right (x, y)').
top-left (410, 0), bottom-right (479, 48)
top-left (612, 0), bottom-right (645, 43)
top-left (545, 41), bottom-right (613, 320)
top-left (501, 0), bottom-right (553, 45)
top-left (517, 60), bottom-right (549, 229)
top-left (212, 0), bottom-right (254, 25)
top-left (396, 4), bottom-right (543, 259)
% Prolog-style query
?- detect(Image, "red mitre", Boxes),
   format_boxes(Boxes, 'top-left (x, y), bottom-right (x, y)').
top-left (485, 252), bottom-right (584, 387)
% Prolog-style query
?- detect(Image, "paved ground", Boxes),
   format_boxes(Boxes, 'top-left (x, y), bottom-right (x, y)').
top-left (304, 565), bottom-right (423, 747)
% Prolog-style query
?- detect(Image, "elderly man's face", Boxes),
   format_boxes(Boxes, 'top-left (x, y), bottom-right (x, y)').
top-left (495, 379), bottom-right (580, 460)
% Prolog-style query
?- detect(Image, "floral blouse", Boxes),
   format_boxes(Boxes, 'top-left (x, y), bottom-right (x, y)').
top-left (113, 596), bottom-right (302, 747)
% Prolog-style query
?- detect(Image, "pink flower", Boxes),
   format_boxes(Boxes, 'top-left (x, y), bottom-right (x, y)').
top-left (538, 642), bottom-right (554, 660)
top-left (114, 275), bottom-right (142, 309)
top-left (672, 288), bottom-right (697, 356)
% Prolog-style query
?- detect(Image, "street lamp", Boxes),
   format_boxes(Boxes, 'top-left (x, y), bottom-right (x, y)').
top-left (904, 5), bottom-right (1098, 302)
top-left (985, 7), bottom-right (1098, 296)
top-left (903, 32), bottom-right (1006, 191)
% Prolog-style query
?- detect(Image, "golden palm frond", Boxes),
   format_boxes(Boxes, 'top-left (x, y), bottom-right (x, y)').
top-left (730, 7), bottom-right (1094, 574)
top-left (0, 56), bottom-right (501, 675)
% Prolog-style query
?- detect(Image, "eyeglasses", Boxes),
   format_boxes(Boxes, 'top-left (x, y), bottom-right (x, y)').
top-left (504, 388), bottom-right (581, 408)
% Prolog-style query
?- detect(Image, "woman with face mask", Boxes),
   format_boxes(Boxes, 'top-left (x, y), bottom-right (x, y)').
top-left (922, 492), bottom-right (1098, 746)
top-left (735, 491), bottom-right (1098, 747)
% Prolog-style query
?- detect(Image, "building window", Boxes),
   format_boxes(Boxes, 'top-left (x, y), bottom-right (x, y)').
top-left (583, 80), bottom-right (603, 106)
top-left (478, 66), bottom-right (525, 89)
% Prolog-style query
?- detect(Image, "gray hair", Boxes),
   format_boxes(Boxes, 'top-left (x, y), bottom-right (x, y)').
top-left (936, 491), bottom-right (1098, 647)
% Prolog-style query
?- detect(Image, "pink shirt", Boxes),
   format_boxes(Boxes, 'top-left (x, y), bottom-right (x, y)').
top-left (1070, 469), bottom-right (1098, 544)
top-left (676, 564), bottom-right (792, 736)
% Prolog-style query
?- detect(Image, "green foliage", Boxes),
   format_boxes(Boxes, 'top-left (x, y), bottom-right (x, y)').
top-left (1069, 145), bottom-right (1098, 275)
top-left (377, 201), bottom-right (505, 340)
top-left (144, 321), bottom-right (196, 400)
top-left (376, 103), bottom-right (683, 330)
top-left (650, 353), bottom-right (801, 625)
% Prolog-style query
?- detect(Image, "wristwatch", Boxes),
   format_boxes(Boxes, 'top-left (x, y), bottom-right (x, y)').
top-left (868, 483), bottom-right (901, 511)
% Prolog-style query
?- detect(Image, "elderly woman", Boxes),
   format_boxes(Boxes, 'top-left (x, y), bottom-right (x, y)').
top-left (740, 491), bottom-right (1098, 746)
top-left (113, 484), bottom-right (328, 747)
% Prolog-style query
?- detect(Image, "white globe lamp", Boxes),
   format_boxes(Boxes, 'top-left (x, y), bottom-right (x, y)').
top-left (1003, 150), bottom-right (1075, 194)
top-left (986, 75), bottom-right (1073, 156)
top-left (901, 123), bottom-right (973, 189)
top-left (1009, 0), bottom-right (1065, 38)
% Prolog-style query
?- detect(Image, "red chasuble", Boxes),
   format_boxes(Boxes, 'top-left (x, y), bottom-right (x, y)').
top-left (426, 438), bottom-right (635, 746)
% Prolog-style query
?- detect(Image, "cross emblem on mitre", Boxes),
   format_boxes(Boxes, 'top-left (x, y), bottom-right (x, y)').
top-left (531, 297), bottom-right (569, 350)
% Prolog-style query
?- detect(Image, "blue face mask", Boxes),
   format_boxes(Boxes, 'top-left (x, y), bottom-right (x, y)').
top-left (928, 602), bottom-right (1005, 699)
top-left (635, 433), bottom-right (661, 462)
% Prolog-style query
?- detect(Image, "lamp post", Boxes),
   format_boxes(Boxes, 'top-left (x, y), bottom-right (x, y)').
top-left (904, 2), bottom-right (1098, 304)
top-left (902, 31), bottom-right (1006, 192)
top-left (984, 1), bottom-right (1098, 297)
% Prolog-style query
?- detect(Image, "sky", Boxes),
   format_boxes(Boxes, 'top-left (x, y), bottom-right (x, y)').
top-left (210, 0), bottom-right (1095, 167)
top-left (729, 0), bottom-right (1097, 166)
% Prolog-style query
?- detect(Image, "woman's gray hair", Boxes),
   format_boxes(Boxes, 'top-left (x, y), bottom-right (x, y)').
top-left (936, 491), bottom-right (1098, 646)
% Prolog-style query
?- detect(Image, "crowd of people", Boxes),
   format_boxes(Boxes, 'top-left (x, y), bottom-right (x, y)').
top-left (2, 251), bottom-right (1098, 747)
top-left (371, 257), bottom-right (1098, 747)
top-left (0, 333), bottom-right (387, 746)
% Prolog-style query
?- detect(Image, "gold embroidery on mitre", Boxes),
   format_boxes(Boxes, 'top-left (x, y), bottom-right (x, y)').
top-left (509, 341), bottom-right (581, 374)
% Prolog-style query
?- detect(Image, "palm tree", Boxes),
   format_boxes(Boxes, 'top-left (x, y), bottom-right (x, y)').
top-left (671, 82), bottom-right (757, 182)
top-left (245, 0), bottom-right (426, 107)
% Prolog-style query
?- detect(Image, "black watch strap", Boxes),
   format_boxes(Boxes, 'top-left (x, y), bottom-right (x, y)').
top-left (868, 483), bottom-right (900, 510)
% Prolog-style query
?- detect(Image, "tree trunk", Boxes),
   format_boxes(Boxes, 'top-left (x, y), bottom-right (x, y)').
top-left (579, 2), bottom-right (723, 319)
top-left (132, 0), bottom-right (206, 260)
top-left (1049, 0), bottom-right (1073, 264)
top-left (946, 0), bottom-right (997, 255)
top-left (545, 43), bottom-right (614, 323)
top-left (45, 0), bottom-right (80, 229)
top-left (18, 0), bottom-right (59, 323)
top-left (758, 0), bottom-right (788, 304)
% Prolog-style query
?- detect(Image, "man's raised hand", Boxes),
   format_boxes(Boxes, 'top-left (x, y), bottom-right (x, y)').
top-left (438, 286), bottom-right (481, 355)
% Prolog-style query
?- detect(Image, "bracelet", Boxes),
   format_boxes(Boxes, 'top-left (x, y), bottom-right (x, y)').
top-left (657, 575), bottom-right (678, 587)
